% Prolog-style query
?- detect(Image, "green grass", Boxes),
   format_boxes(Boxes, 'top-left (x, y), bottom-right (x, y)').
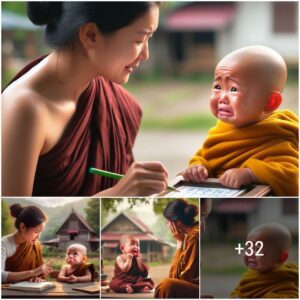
top-left (141, 113), bottom-right (216, 130)
top-left (202, 265), bottom-right (247, 275)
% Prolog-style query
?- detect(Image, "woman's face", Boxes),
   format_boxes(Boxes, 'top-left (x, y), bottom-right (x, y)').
top-left (91, 5), bottom-right (159, 84)
top-left (20, 222), bottom-right (45, 244)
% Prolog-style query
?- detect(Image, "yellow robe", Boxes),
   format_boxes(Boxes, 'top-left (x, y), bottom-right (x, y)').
top-left (190, 110), bottom-right (298, 196)
top-left (5, 241), bottom-right (43, 279)
top-left (231, 262), bottom-right (298, 298)
top-left (155, 222), bottom-right (199, 298)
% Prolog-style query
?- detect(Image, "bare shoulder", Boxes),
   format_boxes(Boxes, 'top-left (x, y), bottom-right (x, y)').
top-left (116, 255), bottom-right (125, 263)
top-left (2, 85), bottom-right (49, 124)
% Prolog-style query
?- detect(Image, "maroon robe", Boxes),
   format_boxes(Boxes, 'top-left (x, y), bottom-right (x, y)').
top-left (109, 256), bottom-right (154, 293)
top-left (5, 55), bottom-right (142, 196)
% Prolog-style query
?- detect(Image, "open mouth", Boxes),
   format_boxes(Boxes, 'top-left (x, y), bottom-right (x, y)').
top-left (247, 259), bottom-right (258, 269)
top-left (218, 106), bottom-right (233, 118)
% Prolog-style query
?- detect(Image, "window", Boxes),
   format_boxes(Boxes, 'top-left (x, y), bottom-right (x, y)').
top-left (273, 2), bottom-right (297, 33)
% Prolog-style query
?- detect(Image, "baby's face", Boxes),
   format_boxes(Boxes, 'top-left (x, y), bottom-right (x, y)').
top-left (122, 238), bottom-right (140, 256)
top-left (66, 248), bottom-right (85, 266)
top-left (244, 232), bottom-right (279, 273)
top-left (210, 61), bottom-right (268, 127)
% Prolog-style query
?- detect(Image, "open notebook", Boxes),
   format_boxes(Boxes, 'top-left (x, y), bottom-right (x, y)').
top-left (6, 281), bottom-right (55, 293)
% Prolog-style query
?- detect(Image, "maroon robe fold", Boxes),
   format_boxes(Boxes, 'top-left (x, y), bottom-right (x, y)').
top-left (109, 256), bottom-right (154, 293)
top-left (5, 55), bottom-right (142, 196)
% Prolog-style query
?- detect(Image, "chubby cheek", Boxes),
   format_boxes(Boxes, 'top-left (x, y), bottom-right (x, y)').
top-left (243, 255), bottom-right (249, 266)
top-left (210, 96), bottom-right (218, 117)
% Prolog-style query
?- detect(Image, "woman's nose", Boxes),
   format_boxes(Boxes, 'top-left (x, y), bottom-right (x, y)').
top-left (140, 42), bottom-right (149, 62)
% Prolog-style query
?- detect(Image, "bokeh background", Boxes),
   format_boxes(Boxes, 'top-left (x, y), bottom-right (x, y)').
top-left (201, 198), bottom-right (299, 298)
top-left (2, 1), bottom-right (298, 178)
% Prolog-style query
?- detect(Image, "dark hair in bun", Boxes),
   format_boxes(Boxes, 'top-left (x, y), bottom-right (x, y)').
top-left (27, 2), bottom-right (63, 26)
top-left (26, 1), bottom-right (159, 48)
top-left (10, 204), bottom-right (47, 229)
top-left (163, 199), bottom-right (198, 226)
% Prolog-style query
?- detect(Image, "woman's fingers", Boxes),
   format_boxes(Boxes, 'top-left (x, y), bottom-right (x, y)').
top-left (112, 161), bottom-right (169, 196)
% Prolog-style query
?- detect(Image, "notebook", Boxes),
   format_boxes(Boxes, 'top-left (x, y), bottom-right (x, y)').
top-left (72, 284), bottom-right (100, 294)
top-left (6, 281), bottom-right (55, 293)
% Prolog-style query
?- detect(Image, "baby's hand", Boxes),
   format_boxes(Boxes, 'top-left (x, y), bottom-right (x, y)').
top-left (126, 253), bottom-right (134, 260)
top-left (29, 277), bottom-right (45, 283)
top-left (219, 168), bottom-right (256, 188)
top-left (181, 165), bottom-right (208, 182)
top-left (67, 275), bottom-right (78, 283)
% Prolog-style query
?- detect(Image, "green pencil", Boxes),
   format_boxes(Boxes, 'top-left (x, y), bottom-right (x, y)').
top-left (88, 167), bottom-right (179, 192)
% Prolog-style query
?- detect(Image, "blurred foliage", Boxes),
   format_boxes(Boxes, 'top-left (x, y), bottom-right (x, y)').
top-left (1, 201), bottom-right (14, 236)
top-left (141, 113), bottom-right (215, 130)
top-left (2, 2), bottom-right (26, 15)
top-left (85, 199), bottom-right (100, 235)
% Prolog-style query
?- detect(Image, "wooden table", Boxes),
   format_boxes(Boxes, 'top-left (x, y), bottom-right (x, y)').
top-left (2, 282), bottom-right (99, 298)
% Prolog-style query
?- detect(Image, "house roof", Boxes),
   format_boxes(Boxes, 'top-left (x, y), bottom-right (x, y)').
top-left (42, 237), bottom-right (99, 245)
top-left (101, 211), bottom-right (153, 234)
top-left (102, 232), bottom-right (163, 242)
top-left (56, 207), bottom-right (95, 234)
top-left (165, 4), bottom-right (236, 31)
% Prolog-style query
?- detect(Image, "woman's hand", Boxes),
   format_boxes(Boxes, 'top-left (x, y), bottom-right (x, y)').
top-left (33, 263), bottom-right (52, 277)
top-left (170, 222), bottom-right (185, 249)
top-left (107, 162), bottom-right (169, 196)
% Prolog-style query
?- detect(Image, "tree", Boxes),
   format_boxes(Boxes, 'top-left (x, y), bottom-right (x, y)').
top-left (2, 201), bottom-right (14, 236)
top-left (84, 199), bottom-right (100, 235)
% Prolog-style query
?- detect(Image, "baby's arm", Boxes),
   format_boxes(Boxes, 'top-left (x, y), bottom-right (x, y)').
top-left (57, 265), bottom-right (70, 282)
top-left (67, 269), bottom-right (92, 283)
top-left (219, 168), bottom-right (258, 189)
top-left (180, 164), bottom-right (208, 182)
top-left (116, 254), bottom-right (133, 272)
top-left (135, 252), bottom-right (149, 274)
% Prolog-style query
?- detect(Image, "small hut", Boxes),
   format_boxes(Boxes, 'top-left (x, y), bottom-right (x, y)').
top-left (43, 208), bottom-right (99, 251)
top-left (101, 211), bottom-right (173, 262)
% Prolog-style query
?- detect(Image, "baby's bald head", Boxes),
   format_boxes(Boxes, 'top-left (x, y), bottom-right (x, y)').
top-left (120, 234), bottom-right (139, 247)
top-left (217, 45), bottom-right (287, 93)
top-left (247, 222), bottom-right (291, 253)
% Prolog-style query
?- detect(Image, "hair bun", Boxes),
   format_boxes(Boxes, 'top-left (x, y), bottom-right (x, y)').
top-left (184, 204), bottom-right (199, 218)
top-left (10, 204), bottom-right (24, 218)
top-left (27, 2), bottom-right (63, 26)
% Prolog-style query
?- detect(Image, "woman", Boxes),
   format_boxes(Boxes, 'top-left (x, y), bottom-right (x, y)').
top-left (2, 2), bottom-right (168, 196)
top-left (155, 199), bottom-right (199, 298)
top-left (1, 204), bottom-right (52, 283)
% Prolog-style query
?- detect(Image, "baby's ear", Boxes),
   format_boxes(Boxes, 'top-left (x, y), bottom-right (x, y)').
top-left (82, 255), bottom-right (87, 262)
top-left (264, 92), bottom-right (282, 113)
top-left (279, 250), bottom-right (289, 263)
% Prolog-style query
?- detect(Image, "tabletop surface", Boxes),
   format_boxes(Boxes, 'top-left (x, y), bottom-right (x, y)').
top-left (2, 282), bottom-right (100, 298)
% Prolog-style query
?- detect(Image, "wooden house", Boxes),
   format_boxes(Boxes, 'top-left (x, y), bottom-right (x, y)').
top-left (101, 211), bottom-right (173, 262)
top-left (43, 208), bottom-right (99, 251)
top-left (203, 198), bottom-right (298, 242)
